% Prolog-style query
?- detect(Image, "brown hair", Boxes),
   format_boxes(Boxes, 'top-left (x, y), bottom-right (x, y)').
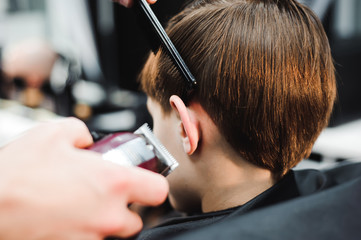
top-left (140, 0), bottom-right (336, 179)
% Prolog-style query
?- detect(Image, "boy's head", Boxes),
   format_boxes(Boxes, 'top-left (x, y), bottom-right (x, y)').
top-left (140, 0), bottom-right (336, 180)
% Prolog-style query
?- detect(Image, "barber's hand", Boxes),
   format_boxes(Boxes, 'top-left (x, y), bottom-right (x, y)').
top-left (0, 118), bottom-right (168, 239)
top-left (113, 0), bottom-right (157, 8)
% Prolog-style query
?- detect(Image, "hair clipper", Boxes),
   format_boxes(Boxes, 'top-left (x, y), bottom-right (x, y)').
top-left (88, 123), bottom-right (178, 176)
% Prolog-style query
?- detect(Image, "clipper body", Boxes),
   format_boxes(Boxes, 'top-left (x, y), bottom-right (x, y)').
top-left (89, 123), bottom-right (178, 176)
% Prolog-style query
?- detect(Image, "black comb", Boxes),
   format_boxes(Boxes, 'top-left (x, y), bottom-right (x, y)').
top-left (133, 0), bottom-right (197, 91)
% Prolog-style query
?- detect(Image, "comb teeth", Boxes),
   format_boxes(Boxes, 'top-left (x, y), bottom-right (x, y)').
top-left (135, 123), bottom-right (179, 173)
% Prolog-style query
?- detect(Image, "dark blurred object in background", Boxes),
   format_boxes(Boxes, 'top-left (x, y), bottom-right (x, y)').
top-left (87, 0), bottom-right (186, 91)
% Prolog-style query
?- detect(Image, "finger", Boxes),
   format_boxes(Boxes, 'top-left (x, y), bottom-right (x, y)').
top-left (52, 117), bottom-right (94, 148)
top-left (113, 0), bottom-right (132, 8)
top-left (116, 167), bottom-right (169, 206)
top-left (113, 0), bottom-right (157, 8)
top-left (110, 209), bottom-right (143, 238)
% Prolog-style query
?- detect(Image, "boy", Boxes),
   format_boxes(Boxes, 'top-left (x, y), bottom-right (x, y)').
top-left (137, 0), bottom-right (336, 238)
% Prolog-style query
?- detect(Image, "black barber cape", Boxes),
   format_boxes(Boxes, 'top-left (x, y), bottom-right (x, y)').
top-left (136, 162), bottom-right (361, 240)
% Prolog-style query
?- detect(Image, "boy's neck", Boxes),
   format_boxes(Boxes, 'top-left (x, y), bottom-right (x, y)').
top-left (198, 152), bottom-right (275, 213)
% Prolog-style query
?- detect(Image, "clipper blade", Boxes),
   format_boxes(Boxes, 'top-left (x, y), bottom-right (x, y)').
top-left (135, 123), bottom-right (179, 176)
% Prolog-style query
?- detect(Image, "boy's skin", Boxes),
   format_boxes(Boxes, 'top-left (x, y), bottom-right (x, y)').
top-left (147, 96), bottom-right (274, 213)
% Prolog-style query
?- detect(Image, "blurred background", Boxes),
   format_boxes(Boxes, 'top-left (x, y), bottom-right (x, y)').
top-left (0, 0), bottom-right (361, 168)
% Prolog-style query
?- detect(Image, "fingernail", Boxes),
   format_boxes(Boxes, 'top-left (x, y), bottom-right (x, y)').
top-left (114, 0), bottom-right (131, 8)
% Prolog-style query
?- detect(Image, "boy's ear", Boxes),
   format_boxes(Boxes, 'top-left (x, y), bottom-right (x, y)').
top-left (169, 95), bottom-right (200, 155)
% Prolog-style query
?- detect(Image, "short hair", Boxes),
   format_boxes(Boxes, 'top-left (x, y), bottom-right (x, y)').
top-left (140, 0), bottom-right (336, 179)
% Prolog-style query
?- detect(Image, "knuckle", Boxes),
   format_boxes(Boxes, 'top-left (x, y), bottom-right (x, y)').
top-left (65, 117), bottom-right (86, 128)
top-left (110, 167), bottom-right (134, 192)
top-left (33, 121), bottom-right (63, 140)
top-left (101, 167), bottom-right (132, 195)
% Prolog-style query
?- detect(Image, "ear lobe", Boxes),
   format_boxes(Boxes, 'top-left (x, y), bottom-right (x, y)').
top-left (169, 95), bottom-right (200, 155)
